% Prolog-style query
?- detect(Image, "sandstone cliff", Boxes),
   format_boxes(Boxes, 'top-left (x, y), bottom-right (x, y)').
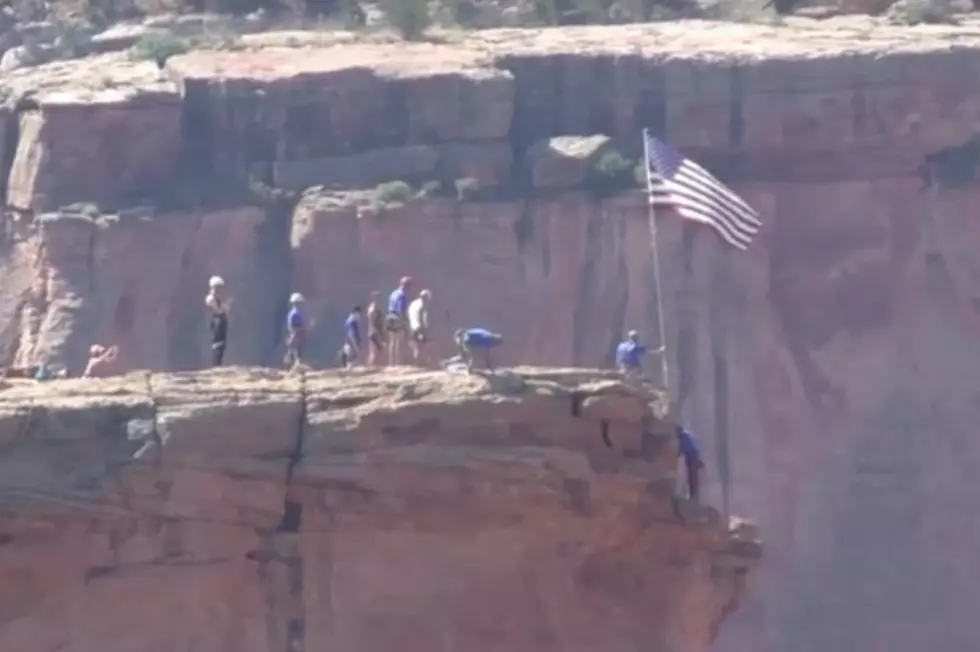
top-left (0, 366), bottom-right (760, 652)
top-left (1, 16), bottom-right (980, 652)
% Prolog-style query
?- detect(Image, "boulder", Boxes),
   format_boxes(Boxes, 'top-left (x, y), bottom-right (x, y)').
top-left (526, 134), bottom-right (613, 189)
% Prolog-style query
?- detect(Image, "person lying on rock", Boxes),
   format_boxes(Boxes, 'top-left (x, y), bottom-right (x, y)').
top-left (615, 330), bottom-right (663, 379)
top-left (385, 276), bottom-right (413, 366)
top-left (83, 345), bottom-right (118, 378)
top-left (205, 275), bottom-right (231, 367)
top-left (454, 327), bottom-right (503, 374)
top-left (408, 289), bottom-right (432, 366)
top-left (676, 426), bottom-right (706, 502)
top-left (284, 293), bottom-right (307, 369)
top-left (366, 291), bottom-right (386, 366)
top-left (338, 305), bottom-right (362, 371)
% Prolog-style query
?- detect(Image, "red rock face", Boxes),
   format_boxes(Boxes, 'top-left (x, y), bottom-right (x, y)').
top-left (0, 368), bottom-right (759, 652)
top-left (3, 22), bottom-right (980, 652)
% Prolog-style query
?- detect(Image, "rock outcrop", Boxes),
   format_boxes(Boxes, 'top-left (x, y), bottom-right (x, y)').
top-left (0, 366), bottom-right (760, 652)
top-left (2, 17), bottom-right (980, 652)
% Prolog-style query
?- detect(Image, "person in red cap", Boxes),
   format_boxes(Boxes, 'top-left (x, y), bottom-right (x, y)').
top-left (385, 276), bottom-right (413, 365)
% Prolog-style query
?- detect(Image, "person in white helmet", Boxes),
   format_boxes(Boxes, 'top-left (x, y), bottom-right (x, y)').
top-left (284, 292), bottom-right (307, 368)
top-left (407, 289), bottom-right (432, 365)
top-left (205, 275), bottom-right (231, 366)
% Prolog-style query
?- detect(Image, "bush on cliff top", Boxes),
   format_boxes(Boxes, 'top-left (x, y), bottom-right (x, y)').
top-left (379, 0), bottom-right (431, 40)
top-left (129, 32), bottom-right (189, 64)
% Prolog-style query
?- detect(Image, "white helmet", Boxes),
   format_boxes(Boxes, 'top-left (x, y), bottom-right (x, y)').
top-left (289, 292), bottom-right (305, 304)
top-left (628, 329), bottom-right (639, 340)
top-left (208, 275), bottom-right (225, 288)
top-left (420, 289), bottom-right (432, 299)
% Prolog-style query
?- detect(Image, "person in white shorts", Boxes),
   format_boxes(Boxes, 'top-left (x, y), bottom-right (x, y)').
top-left (407, 289), bottom-right (432, 365)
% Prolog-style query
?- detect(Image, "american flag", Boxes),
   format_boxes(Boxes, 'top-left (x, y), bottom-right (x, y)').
top-left (644, 132), bottom-right (762, 250)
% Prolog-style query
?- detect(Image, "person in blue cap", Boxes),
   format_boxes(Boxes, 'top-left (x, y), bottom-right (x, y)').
top-left (676, 425), bottom-right (705, 502)
top-left (454, 327), bottom-right (502, 373)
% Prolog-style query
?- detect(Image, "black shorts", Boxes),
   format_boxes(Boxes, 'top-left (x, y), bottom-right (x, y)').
top-left (385, 314), bottom-right (405, 332)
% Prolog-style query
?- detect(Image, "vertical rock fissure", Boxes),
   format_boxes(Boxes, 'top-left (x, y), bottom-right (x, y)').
top-left (0, 103), bottom-right (22, 207)
top-left (676, 225), bottom-right (699, 414)
top-left (257, 370), bottom-right (308, 652)
top-left (709, 253), bottom-right (731, 517)
top-left (571, 200), bottom-right (602, 364)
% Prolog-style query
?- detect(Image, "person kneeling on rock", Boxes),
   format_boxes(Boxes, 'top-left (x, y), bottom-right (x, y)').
top-left (676, 426), bottom-right (705, 502)
top-left (83, 345), bottom-right (118, 378)
top-left (454, 327), bottom-right (502, 374)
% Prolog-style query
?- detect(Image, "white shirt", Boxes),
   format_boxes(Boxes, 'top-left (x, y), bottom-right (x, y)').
top-left (408, 298), bottom-right (427, 331)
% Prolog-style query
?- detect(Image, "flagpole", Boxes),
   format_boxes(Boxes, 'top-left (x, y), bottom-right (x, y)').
top-left (642, 128), bottom-right (670, 393)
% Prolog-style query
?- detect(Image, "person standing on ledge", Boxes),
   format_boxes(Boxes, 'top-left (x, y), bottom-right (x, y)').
top-left (385, 276), bottom-right (413, 366)
top-left (676, 426), bottom-right (705, 502)
top-left (454, 327), bottom-right (503, 374)
top-left (205, 275), bottom-right (231, 366)
top-left (366, 291), bottom-right (386, 366)
top-left (615, 330), bottom-right (663, 379)
top-left (408, 289), bottom-right (432, 366)
top-left (284, 293), bottom-right (307, 369)
top-left (339, 305), bottom-right (363, 370)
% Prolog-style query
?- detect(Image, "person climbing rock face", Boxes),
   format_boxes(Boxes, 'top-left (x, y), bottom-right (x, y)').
top-left (385, 276), bottom-right (413, 366)
top-left (408, 289), bottom-right (432, 366)
top-left (366, 291), bottom-right (385, 366)
top-left (615, 330), bottom-right (647, 378)
top-left (676, 426), bottom-right (705, 502)
top-left (205, 275), bottom-right (231, 366)
top-left (454, 327), bottom-right (502, 373)
top-left (284, 293), bottom-right (307, 369)
top-left (83, 344), bottom-right (118, 378)
top-left (339, 305), bottom-right (362, 370)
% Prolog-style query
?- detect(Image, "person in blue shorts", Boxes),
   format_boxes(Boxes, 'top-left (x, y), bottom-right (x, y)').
top-left (339, 305), bottom-right (362, 370)
top-left (284, 293), bottom-right (307, 368)
top-left (454, 327), bottom-right (502, 373)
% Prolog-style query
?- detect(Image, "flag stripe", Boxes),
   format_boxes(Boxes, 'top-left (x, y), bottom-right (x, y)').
top-left (644, 133), bottom-right (761, 250)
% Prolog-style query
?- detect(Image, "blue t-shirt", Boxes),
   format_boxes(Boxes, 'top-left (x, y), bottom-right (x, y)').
top-left (464, 328), bottom-right (499, 349)
top-left (677, 428), bottom-right (700, 462)
top-left (287, 307), bottom-right (304, 330)
top-left (388, 288), bottom-right (407, 315)
top-left (344, 314), bottom-right (361, 346)
top-left (615, 341), bottom-right (646, 367)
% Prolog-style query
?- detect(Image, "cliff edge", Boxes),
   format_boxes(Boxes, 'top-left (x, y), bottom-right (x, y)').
top-left (0, 366), bottom-right (760, 652)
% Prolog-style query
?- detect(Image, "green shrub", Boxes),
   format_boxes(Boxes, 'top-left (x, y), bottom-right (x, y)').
top-left (378, 0), bottom-right (431, 40)
top-left (454, 177), bottom-right (481, 202)
top-left (129, 32), bottom-right (189, 64)
top-left (374, 180), bottom-right (414, 205)
top-left (587, 150), bottom-right (637, 195)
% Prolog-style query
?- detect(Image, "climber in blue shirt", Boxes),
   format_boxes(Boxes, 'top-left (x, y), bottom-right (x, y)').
top-left (454, 327), bottom-right (503, 373)
top-left (385, 275), bottom-right (413, 366)
top-left (339, 306), bottom-right (362, 370)
top-left (616, 330), bottom-right (648, 378)
top-left (676, 426), bottom-right (705, 502)
top-left (284, 293), bottom-right (306, 368)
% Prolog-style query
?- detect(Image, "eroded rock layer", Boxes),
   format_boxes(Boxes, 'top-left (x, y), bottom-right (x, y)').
top-left (2, 18), bottom-right (980, 652)
top-left (0, 366), bottom-right (759, 652)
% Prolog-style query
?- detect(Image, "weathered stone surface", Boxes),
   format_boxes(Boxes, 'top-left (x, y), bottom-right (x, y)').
top-left (0, 366), bottom-right (759, 652)
top-left (527, 134), bottom-right (612, 189)
top-left (6, 86), bottom-right (182, 212)
top-left (273, 144), bottom-right (439, 190)
top-left (3, 18), bottom-right (980, 652)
